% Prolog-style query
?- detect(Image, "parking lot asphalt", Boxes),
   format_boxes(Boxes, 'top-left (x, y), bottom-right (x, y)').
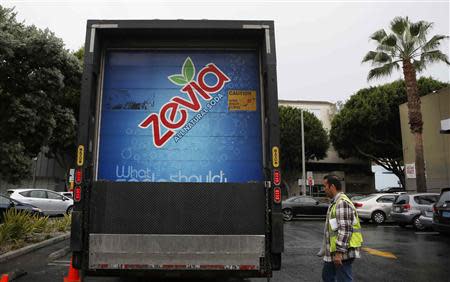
top-left (2, 219), bottom-right (449, 282)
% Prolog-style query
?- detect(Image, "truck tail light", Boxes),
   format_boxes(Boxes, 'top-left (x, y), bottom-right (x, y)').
top-left (74, 186), bottom-right (82, 202)
top-left (354, 202), bottom-right (363, 208)
top-left (75, 168), bottom-right (82, 185)
top-left (402, 204), bottom-right (411, 210)
top-left (273, 170), bottom-right (281, 186)
top-left (274, 187), bottom-right (281, 204)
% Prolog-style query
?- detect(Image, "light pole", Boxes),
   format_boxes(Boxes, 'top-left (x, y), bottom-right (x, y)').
top-left (301, 109), bottom-right (306, 196)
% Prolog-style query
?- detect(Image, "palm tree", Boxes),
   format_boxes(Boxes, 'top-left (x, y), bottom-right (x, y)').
top-left (363, 17), bottom-right (449, 193)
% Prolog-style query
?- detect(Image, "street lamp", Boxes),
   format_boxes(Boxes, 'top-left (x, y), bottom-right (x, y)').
top-left (301, 109), bottom-right (306, 196)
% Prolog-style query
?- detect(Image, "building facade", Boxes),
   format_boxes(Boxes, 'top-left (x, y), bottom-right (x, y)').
top-left (400, 87), bottom-right (450, 193)
top-left (279, 100), bottom-right (375, 196)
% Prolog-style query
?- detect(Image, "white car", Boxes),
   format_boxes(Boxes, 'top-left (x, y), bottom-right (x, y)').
top-left (353, 193), bottom-right (401, 224)
top-left (8, 189), bottom-right (74, 215)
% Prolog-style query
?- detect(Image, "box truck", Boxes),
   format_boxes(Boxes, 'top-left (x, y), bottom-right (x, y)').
top-left (71, 20), bottom-right (283, 280)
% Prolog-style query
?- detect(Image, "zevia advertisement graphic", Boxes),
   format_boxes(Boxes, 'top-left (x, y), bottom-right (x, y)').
top-left (97, 50), bottom-right (263, 183)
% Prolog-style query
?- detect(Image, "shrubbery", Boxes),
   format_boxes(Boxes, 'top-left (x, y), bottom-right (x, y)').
top-left (0, 209), bottom-right (71, 253)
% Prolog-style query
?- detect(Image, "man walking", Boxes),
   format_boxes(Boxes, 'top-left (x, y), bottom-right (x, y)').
top-left (320, 175), bottom-right (363, 282)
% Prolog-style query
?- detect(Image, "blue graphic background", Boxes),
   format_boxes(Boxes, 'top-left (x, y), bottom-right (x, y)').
top-left (97, 50), bottom-right (263, 183)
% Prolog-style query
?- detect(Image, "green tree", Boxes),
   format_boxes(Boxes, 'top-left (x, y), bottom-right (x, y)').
top-left (0, 6), bottom-right (82, 183)
top-left (279, 106), bottom-right (329, 173)
top-left (330, 77), bottom-right (448, 188)
top-left (362, 16), bottom-right (449, 192)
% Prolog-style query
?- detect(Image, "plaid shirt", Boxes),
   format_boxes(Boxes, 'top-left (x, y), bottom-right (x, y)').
top-left (323, 192), bottom-right (361, 262)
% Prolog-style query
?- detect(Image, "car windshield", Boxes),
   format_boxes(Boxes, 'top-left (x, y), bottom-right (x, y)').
top-left (395, 194), bottom-right (410, 205)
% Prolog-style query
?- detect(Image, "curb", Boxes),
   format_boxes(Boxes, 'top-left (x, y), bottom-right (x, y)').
top-left (0, 233), bottom-right (70, 263)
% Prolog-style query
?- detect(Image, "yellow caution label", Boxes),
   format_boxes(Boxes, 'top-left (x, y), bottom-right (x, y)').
top-left (272, 146), bottom-right (280, 168)
top-left (228, 90), bottom-right (257, 111)
top-left (77, 145), bottom-right (84, 166)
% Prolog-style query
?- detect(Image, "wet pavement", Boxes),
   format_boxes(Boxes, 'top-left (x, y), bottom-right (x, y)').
top-left (2, 219), bottom-right (449, 281)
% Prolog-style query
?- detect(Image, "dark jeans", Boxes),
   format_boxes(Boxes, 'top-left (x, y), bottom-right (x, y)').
top-left (322, 259), bottom-right (354, 282)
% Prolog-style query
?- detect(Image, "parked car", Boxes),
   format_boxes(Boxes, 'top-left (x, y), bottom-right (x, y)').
top-left (391, 193), bottom-right (440, 230)
top-left (353, 193), bottom-right (399, 224)
top-left (282, 196), bottom-right (329, 221)
top-left (432, 188), bottom-right (450, 234)
top-left (59, 191), bottom-right (73, 199)
top-left (7, 189), bottom-right (73, 216)
top-left (0, 194), bottom-right (43, 222)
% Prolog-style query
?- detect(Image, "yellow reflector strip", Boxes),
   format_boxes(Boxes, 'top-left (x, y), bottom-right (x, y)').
top-left (272, 146), bottom-right (279, 168)
top-left (362, 247), bottom-right (397, 259)
top-left (77, 145), bottom-right (85, 166)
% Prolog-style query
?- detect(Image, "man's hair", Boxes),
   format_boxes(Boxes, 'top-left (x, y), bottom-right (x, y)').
top-left (323, 175), bottom-right (342, 191)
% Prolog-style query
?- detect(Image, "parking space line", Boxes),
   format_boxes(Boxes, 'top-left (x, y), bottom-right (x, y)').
top-left (362, 247), bottom-right (397, 259)
top-left (48, 263), bottom-right (70, 266)
top-left (415, 232), bottom-right (439, 235)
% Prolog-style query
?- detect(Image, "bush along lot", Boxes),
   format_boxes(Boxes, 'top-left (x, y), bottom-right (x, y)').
top-left (0, 209), bottom-right (71, 255)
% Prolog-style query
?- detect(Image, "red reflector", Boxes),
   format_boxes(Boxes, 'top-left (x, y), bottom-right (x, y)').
top-left (74, 186), bottom-right (82, 202)
top-left (273, 170), bottom-right (281, 186)
top-left (274, 187), bottom-right (281, 204)
top-left (354, 202), bottom-right (363, 208)
top-left (75, 169), bottom-right (82, 184)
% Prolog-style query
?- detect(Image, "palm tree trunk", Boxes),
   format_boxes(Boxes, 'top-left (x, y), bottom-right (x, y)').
top-left (402, 59), bottom-right (427, 193)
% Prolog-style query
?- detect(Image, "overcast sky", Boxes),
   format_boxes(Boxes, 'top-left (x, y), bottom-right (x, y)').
top-left (2, 0), bottom-right (449, 102)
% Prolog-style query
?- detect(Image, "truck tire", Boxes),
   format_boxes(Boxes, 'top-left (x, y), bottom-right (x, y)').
top-left (271, 253), bottom-right (282, 270)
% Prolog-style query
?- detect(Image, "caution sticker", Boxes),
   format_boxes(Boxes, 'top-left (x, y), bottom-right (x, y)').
top-left (228, 90), bottom-right (257, 111)
top-left (77, 145), bottom-right (84, 166)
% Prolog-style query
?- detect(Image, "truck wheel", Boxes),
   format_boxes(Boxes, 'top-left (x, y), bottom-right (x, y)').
top-left (282, 209), bottom-right (293, 221)
top-left (371, 211), bottom-right (386, 224)
top-left (271, 253), bottom-right (282, 270)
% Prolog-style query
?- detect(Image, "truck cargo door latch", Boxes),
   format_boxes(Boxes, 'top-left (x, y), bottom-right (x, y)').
top-left (265, 181), bottom-right (271, 188)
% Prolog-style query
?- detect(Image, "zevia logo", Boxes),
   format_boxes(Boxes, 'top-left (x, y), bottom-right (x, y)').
top-left (139, 57), bottom-right (230, 148)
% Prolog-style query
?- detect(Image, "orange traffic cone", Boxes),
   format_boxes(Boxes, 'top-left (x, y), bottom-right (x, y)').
top-left (0, 274), bottom-right (8, 282)
top-left (64, 258), bottom-right (80, 282)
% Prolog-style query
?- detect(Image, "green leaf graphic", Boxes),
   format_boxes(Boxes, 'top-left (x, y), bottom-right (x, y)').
top-left (168, 75), bottom-right (188, 86)
top-left (182, 57), bottom-right (195, 82)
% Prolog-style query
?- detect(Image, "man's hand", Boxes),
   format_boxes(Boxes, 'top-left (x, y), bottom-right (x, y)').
top-left (333, 252), bottom-right (343, 267)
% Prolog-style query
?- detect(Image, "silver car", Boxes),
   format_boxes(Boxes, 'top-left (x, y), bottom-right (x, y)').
top-left (353, 193), bottom-right (400, 224)
top-left (391, 193), bottom-right (440, 230)
top-left (8, 189), bottom-right (74, 215)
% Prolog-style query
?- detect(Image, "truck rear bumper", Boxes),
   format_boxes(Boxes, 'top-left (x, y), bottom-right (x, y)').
top-left (89, 234), bottom-right (265, 271)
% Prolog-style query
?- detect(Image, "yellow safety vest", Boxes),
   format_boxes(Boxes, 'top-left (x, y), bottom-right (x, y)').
top-left (328, 194), bottom-right (363, 253)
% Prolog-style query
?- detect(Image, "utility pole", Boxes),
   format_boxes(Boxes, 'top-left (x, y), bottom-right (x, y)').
top-left (301, 109), bottom-right (306, 196)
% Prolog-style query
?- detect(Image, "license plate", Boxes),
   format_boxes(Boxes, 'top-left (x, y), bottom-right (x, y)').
top-left (394, 207), bottom-right (401, 212)
top-left (443, 211), bottom-right (450, 218)
top-left (425, 211), bottom-right (433, 217)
